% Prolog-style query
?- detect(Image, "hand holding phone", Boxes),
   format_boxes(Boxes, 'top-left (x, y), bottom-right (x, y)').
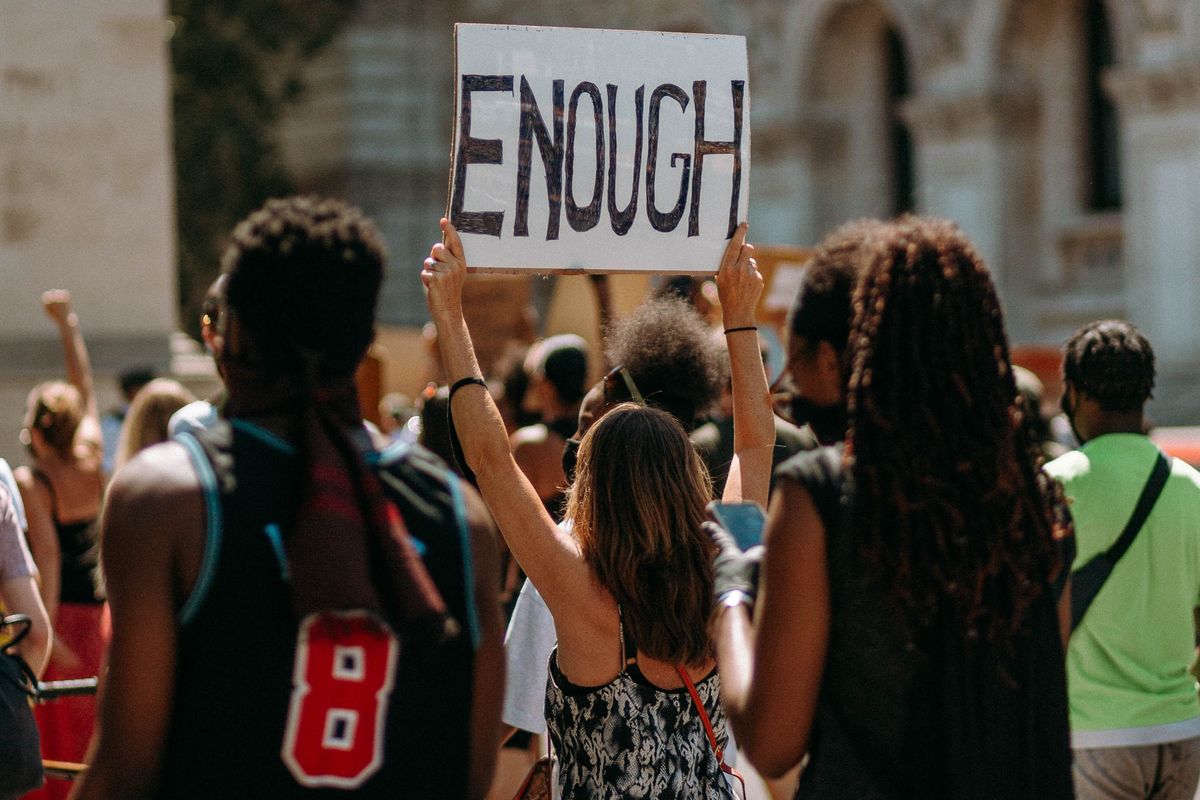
top-left (707, 501), bottom-right (766, 551)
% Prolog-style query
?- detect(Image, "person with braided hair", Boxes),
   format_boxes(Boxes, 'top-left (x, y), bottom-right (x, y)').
top-left (74, 196), bottom-right (504, 800)
top-left (711, 216), bottom-right (1074, 799)
top-left (1047, 321), bottom-right (1200, 800)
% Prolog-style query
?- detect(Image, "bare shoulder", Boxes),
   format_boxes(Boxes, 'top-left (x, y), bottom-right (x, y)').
top-left (12, 464), bottom-right (49, 506)
top-left (764, 478), bottom-right (824, 555)
top-left (108, 441), bottom-right (201, 507)
top-left (13, 464), bottom-right (36, 490)
top-left (104, 442), bottom-right (203, 555)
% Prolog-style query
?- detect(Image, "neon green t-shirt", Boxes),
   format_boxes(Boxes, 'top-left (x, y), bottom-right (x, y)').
top-left (1046, 433), bottom-right (1200, 737)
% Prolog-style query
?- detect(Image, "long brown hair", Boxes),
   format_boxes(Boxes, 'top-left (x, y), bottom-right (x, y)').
top-left (844, 216), bottom-right (1060, 645)
top-left (114, 378), bottom-right (196, 471)
top-left (565, 403), bottom-right (715, 666)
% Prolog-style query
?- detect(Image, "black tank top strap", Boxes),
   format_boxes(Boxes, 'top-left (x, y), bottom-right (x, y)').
top-left (29, 469), bottom-right (59, 524)
top-left (618, 604), bottom-right (639, 669)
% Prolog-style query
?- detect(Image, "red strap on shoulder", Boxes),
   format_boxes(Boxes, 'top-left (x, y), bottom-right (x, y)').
top-left (677, 665), bottom-right (746, 797)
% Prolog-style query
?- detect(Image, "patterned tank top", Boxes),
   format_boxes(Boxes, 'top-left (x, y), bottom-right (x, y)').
top-left (544, 613), bottom-right (737, 800)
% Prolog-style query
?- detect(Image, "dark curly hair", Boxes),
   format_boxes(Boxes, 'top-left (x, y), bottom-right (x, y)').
top-left (605, 296), bottom-right (722, 430)
top-left (844, 216), bottom-right (1060, 646)
top-left (222, 195), bottom-right (385, 378)
top-left (789, 218), bottom-right (886, 353)
top-left (1063, 320), bottom-right (1155, 412)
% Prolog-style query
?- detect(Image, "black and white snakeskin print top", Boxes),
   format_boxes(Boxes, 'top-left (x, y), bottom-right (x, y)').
top-left (544, 621), bottom-right (737, 800)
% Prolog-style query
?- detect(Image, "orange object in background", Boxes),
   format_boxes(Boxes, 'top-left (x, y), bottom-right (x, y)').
top-left (1011, 346), bottom-right (1065, 410)
top-left (1151, 427), bottom-right (1200, 468)
top-left (752, 245), bottom-right (814, 341)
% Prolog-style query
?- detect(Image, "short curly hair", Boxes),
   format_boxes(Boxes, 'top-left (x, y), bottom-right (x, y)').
top-left (605, 296), bottom-right (722, 429)
top-left (1063, 320), bottom-right (1155, 412)
top-left (222, 195), bottom-right (386, 377)
top-left (789, 218), bottom-right (886, 352)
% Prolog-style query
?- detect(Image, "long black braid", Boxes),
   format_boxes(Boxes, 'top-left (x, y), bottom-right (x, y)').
top-left (844, 216), bottom-right (1061, 646)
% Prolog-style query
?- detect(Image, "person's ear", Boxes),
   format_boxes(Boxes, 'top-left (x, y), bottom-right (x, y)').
top-left (816, 340), bottom-right (842, 383)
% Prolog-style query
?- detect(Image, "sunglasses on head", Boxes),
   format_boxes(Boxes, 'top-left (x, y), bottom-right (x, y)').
top-left (603, 365), bottom-right (645, 405)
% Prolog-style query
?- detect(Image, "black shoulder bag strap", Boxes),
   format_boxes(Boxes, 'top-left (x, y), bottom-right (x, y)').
top-left (1070, 450), bottom-right (1171, 632)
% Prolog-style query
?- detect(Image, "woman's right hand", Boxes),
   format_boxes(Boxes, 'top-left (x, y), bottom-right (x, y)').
top-left (42, 289), bottom-right (75, 327)
top-left (716, 223), bottom-right (762, 330)
top-left (421, 218), bottom-right (468, 321)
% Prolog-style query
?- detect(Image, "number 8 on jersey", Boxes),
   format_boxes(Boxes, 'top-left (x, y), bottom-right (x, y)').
top-left (282, 610), bottom-right (399, 788)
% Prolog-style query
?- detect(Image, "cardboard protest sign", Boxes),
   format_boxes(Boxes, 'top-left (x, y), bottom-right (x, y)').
top-left (448, 24), bottom-right (750, 274)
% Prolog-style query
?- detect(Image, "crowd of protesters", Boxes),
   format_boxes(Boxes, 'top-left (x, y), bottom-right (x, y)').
top-left (0, 193), bottom-right (1196, 800)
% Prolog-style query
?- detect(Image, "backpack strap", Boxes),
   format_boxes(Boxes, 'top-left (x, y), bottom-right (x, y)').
top-left (1070, 449), bottom-right (1171, 631)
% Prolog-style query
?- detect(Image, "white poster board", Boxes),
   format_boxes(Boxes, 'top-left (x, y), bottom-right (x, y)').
top-left (448, 24), bottom-right (750, 274)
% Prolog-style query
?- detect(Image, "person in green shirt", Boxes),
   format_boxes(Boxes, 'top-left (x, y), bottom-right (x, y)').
top-left (1046, 319), bottom-right (1200, 800)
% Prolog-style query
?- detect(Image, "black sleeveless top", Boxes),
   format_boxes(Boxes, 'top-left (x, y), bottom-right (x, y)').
top-left (159, 421), bottom-right (480, 799)
top-left (32, 470), bottom-right (102, 605)
top-left (776, 448), bottom-right (1073, 800)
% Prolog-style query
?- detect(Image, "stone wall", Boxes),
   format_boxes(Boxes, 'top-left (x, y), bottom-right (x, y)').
top-left (0, 0), bottom-right (176, 457)
top-left (279, 0), bottom-right (1200, 423)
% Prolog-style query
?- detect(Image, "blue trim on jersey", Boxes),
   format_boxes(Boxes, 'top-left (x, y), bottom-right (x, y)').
top-left (231, 419), bottom-right (297, 456)
top-left (408, 534), bottom-right (427, 557)
top-left (370, 440), bottom-right (411, 468)
top-left (446, 476), bottom-right (480, 649)
top-left (262, 523), bottom-right (291, 582)
top-left (177, 432), bottom-right (223, 627)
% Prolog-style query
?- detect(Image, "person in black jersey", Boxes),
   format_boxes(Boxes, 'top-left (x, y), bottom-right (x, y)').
top-left (74, 197), bottom-right (504, 800)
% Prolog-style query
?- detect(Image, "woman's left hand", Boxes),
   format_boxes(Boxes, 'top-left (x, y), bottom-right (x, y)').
top-left (421, 218), bottom-right (468, 321)
top-left (706, 520), bottom-right (764, 607)
top-left (716, 222), bottom-right (762, 329)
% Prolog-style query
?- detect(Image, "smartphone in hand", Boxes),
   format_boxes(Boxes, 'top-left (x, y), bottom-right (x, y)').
top-left (707, 501), bottom-right (766, 551)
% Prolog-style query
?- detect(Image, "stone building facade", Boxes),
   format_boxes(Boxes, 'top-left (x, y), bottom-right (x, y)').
top-left (3, 0), bottom-right (1197, 445)
top-left (0, 1), bottom-right (177, 450)
top-left (282, 0), bottom-right (1200, 424)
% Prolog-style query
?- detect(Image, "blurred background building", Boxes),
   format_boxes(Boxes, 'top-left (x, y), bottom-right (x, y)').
top-left (3, 0), bottom-right (1200, 449)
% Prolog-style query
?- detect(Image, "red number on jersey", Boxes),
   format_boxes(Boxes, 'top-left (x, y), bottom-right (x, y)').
top-left (281, 610), bottom-right (399, 788)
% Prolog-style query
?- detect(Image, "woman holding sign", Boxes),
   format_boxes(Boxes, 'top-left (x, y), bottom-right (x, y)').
top-left (423, 218), bottom-right (773, 799)
top-left (710, 217), bottom-right (1073, 798)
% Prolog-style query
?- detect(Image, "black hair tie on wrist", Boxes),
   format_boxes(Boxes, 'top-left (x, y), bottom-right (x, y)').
top-left (447, 376), bottom-right (487, 484)
top-left (449, 375), bottom-right (487, 402)
top-left (723, 326), bottom-right (758, 335)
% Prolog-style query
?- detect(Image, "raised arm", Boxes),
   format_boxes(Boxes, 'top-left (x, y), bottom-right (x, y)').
top-left (421, 220), bottom-right (596, 618)
top-left (712, 478), bottom-right (830, 778)
top-left (717, 225), bottom-right (773, 506)
top-left (588, 274), bottom-right (615, 373)
top-left (42, 290), bottom-right (101, 451)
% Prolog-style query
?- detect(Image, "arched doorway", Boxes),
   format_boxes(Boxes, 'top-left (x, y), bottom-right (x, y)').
top-left (804, 1), bottom-right (915, 236)
top-left (997, 0), bottom-right (1124, 318)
